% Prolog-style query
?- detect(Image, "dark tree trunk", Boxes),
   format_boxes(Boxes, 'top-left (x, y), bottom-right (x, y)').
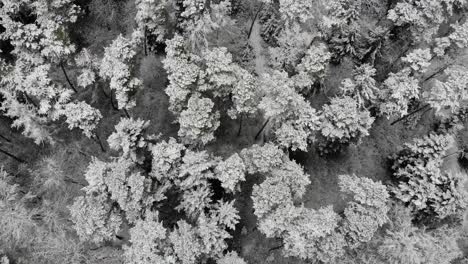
top-left (247, 3), bottom-right (264, 39)
top-left (0, 147), bottom-right (26, 163)
top-left (237, 115), bottom-right (243, 137)
top-left (93, 133), bottom-right (106, 152)
top-left (255, 118), bottom-right (270, 140)
top-left (60, 61), bottom-right (77, 93)
top-left (391, 104), bottom-right (430, 125)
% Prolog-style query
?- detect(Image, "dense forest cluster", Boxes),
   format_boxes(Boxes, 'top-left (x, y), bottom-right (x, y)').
top-left (2, 0), bottom-right (468, 263)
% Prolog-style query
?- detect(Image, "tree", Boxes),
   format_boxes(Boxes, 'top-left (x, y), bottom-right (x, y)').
top-left (319, 96), bottom-right (374, 153)
top-left (293, 43), bottom-right (332, 93)
top-left (135, 0), bottom-right (170, 52)
top-left (278, 0), bottom-right (317, 25)
top-left (0, 2), bottom-right (103, 144)
top-left (259, 71), bottom-right (321, 151)
top-left (228, 67), bottom-right (260, 119)
top-left (217, 251), bottom-right (247, 264)
top-left (339, 174), bottom-right (389, 247)
top-left (169, 220), bottom-right (203, 264)
top-left (239, 143), bottom-right (284, 174)
top-left (390, 133), bottom-right (468, 220)
top-left (107, 118), bottom-right (153, 162)
top-left (379, 222), bottom-right (462, 264)
top-left (55, 101), bottom-right (102, 138)
top-left (401, 48), bottom-right (432, 74)
top-left (178, 94), bottom-right (220, 146)
top-left (74, 48), bottom-right (99, 88)
top-left (163, 34), bottom-right (202, 114)
top-left (99, 34), bottom-right (142, 110)
top-left (215, 154), bottom-right (246, 193)
top-left (268, 24), bottom-right (315, 71)
top-left (123, 211), bottom-right (171, 264)
top-left (387, 0), bottom-right (463, 42)
top-left (249, 154), bottom-right (348, 263)
top-left (339, 64), bottom-right (379, 108)
top-left (448, 20), bottom-right (468, 49)
top-left (69, 192), bottom-right (123, 244)
top-left (178, 0), bottom-right (235, 52)
top-left (199, 47), bottom-right (239, 97)
top-left (150, 137), bottom-right (186, 180)
top-left (379, 69), bottom-right (420, 118)
top-left (423, 66), bottom-right (468, 116)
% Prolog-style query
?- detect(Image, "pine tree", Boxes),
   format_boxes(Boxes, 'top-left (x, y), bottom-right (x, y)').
top-left (178, 94), bottom-right (220, 146)
top-left (379, 69), bottom-right (420, 118)
top-left (339, 64), bottom-right (379, 108)
top-left (390, 133), bottom-right (468, 220)
top-left (424, 66), bottom-right (468, 115)
top-left (99, 34), bottom-right (142, 110)
top-left (319, 96), bottom-right (374, 153)
top-left (107, 118), bottom-right (152, 162)
top-left (259, 70), bottom-right (321, 151)
top-left (215, 154), bottom-right (246, 193)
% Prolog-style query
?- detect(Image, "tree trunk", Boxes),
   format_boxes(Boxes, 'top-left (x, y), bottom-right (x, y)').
top-left (24, 93), bottom-right (39, 108)
top-left (422, 64), bottom-right (451, 83)
top-left (123, 109), bottom-right (131, 118)
top-left (93, 133), bottom-right (106, 152)
top-left (247, 3), bottom-right (264, 39)
top-left (144, 27), bottom-right (148, 56)
top-left (237, 115), bottom-right (243, 137)
top-left (391, 104), bottom-right (430, 125)
top-left (60, 61), bottom-right (78, 93)
top-left (108, 89), bottom-right (119, 110)
top-left (254, 118), bottom-right (270, 140)
top-left (0, 134), bottom-right (11, 143)
top-left (0, 147), bottom-right (26, 163)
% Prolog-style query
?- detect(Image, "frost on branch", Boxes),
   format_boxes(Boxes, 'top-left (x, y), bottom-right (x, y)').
top-left (178, 94), bottom-right (220, 146)
top-left (99, 34), bottom-right (142, 110)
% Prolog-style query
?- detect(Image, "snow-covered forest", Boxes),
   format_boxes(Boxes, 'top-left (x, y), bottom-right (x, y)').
top-left (1, 0), bottom-right (468, 263)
